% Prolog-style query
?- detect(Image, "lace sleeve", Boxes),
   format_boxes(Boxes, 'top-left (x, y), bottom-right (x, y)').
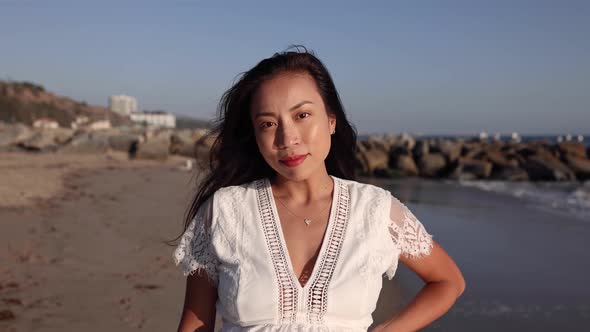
top-left (387, 195), bottom-right (434, 260)
top-left (172, 195), bottom-right (220, 286)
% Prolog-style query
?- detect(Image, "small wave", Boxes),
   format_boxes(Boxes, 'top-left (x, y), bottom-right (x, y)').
top-left (458, 180), bottom-right (590, 220)
top-left (448, 300), bottom-right (590, 318)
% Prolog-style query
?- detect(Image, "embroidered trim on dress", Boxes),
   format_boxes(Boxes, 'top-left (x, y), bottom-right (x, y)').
top-left (256, 177), bottom-right (351, 325)
top-left (255, 179), bottom-right (299, 323)
top-left (306, 179), bottom-right (350, 325)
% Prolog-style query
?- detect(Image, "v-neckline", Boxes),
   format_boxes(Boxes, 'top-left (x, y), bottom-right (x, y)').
top-left (265, 175), bottom-right (338, 291)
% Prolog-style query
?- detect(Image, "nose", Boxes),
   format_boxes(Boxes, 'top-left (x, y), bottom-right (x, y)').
top-left (276, 123), bottom-right (300, 148)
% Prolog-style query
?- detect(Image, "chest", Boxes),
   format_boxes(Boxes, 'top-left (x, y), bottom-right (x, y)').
top-left (211, 178), bottom-right (396, 327)
top-left (276, 209), bottom-right (330, 286)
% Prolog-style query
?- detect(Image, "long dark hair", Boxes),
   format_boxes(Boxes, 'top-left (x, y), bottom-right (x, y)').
top-left (170, 46), bottom-right (358, 243)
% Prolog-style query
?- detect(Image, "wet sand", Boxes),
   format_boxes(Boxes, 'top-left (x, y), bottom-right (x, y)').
top-left (1, 152), bottom-right (589, 331)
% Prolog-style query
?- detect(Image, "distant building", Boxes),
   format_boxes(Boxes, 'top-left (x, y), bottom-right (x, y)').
top-left (88, 120), bottom-right (112, 130)
top-left (33, 118), bottom-right (59, 129)
top-left (109, 95), bottom-right (138, 116)
top-left (70, 115), bottom-right (89, 129)
top-left (130, 110), bottom-right (176, 128)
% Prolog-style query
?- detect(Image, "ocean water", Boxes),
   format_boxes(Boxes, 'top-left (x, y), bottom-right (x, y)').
top-left (359, 133), bottom-right (590, 221)
top-left (367, 177), bottom-right (590, 331)
top-left (456, 180), bottom-right (590, 221)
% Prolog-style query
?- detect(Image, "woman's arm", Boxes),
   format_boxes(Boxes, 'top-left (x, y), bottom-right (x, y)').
top-left (372, 240), bottom-right (465, 332)
top-left (176, 272), bottom-right (218, 332)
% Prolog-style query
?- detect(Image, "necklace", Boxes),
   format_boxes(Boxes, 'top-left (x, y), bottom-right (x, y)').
top-left (273, 184), bottom-right (333, 227)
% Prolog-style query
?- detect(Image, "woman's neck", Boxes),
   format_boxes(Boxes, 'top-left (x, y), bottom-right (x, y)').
top-left (270, 171), bottom-right (334, 204)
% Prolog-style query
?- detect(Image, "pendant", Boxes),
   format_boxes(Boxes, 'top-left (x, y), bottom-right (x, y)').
top-left (304, 219), bottom-right (312, 226)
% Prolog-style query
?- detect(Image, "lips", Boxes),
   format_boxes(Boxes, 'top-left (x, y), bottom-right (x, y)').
top-left (279, 154), bottom-right (308, 167)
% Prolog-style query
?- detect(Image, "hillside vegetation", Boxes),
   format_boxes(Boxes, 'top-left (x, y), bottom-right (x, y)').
top-left (0, 80), bottom-right (131, 127)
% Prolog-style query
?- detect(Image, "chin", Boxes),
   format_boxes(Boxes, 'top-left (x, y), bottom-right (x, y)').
top-left (275, 167), bottom-right (313, 182)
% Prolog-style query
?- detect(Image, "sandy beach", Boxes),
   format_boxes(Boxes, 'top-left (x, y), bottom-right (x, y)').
top-left (1, 152), bottom-right (589, 331)
top-left (0, 152), bottom-right (198, 331)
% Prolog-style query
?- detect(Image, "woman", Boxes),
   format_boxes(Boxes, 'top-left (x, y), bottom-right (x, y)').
top-left (172, 47), bottom-right (465, 332)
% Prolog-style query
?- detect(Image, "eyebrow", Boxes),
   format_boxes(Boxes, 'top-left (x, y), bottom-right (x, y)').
top-left (254, 100), bottom-right (314, 118)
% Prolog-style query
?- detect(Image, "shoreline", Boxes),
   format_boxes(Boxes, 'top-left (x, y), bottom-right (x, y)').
top-left (0, 151), bottom-right (194, 210)
top-left (369, 177), bottom-right (590, 331)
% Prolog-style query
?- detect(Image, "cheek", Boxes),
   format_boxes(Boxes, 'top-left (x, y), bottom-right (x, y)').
top-left (255, 134), bottom-right (275, 157)
top-left (306, 124), bottom-right (332, 154)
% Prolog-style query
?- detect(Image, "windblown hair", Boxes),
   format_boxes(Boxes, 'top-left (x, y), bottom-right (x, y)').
top-left (170, 45), bottom-right (358, 243)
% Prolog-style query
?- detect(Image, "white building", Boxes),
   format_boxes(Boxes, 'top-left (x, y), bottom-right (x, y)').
top-left (88, 120), bottom-right (112, 130)
top-left (33, 118), bottom-right (59, 129)
top-left (130, 110), bottom-right (176, 128)
top-left (70, 115), bottom-right (89, 129)
top-left (109, 95), bottom-right (138, 116)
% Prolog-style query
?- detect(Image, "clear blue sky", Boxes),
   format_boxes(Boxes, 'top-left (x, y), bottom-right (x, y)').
top-left (1, 0), bottom-right (588, 135)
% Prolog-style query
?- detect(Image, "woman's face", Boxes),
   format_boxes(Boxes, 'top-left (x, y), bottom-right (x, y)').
top-left (250, 72), bottom-right (336, 181)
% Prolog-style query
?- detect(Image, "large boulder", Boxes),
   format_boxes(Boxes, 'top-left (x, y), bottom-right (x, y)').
top-left (388, 144), bottom-right (416, 176)
top-left (397, 133), bottom-right (416, 151)
top-left (412, 140), bottom-right (429, 159)
top-left (59, 131), bottom-right (110, 153)
top-left (388, 144), bottom-right (410, 159)
top-left (169, 129), bottom-right (205, 158)
top-left (504, 151), bottom-right (527, 166)
top-left (417, 153), bottom-right (446, 177)
top-left (366, 136), bottom-right (390, 153)
top-left (558, 142), bottom-right (587, 159)
top-left (563, 154), bottom-right (590, 180)
top-left (0, 123), bottom-right (34, 148)
top-left (462, 142), bottom-right (485, 159)
top-left (465, 149), bottom-right (486, 160)
top-left (52, 128), bottom-right (74, 145)
top-left (391, 154), bottom-right (419, 176)
top-left (135, 140), bottom-right (169, 160)
top-left (134, 130), bottom-right (172, 160)
top-left (354, 141), bottom-right (369, 174)
top-left (194, 132), bottom-right (215, 162)
top-left (437, 140), bottom-right (462, 163)
top-left (18, 128), bottom-right (74, 152)
top-left (358, 148), bottom-right (389, 175)
top-left (522, 154), bottom-right (576, 181)
top-left (483, 149), bottom-right (519, 168)
top-left (450, 158), bottom-right (493, 180)
top-left (108, 133), bottom-right (141, 153)
top-left (381, 134), bottom-right (399, 151)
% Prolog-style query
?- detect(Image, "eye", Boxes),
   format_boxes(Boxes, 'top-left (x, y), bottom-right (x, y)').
top-left (260, 121), bottom-right (275, 129)
top-left (297, 112), bottom-right (311, 119)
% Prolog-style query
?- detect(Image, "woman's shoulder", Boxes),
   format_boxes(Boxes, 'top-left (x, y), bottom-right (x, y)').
top-left (212, 178), bottom-right (264, 202)
top-left (335, 176), bottom-right (390, 198)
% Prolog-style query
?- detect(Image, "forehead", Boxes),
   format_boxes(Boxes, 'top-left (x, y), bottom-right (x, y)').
top-left (251, 72), bottom-right (323, 111)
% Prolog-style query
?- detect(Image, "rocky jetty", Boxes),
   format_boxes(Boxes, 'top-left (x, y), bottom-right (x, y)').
top-left (2, 122), bottom-right (588, 182)
top-left (0, 122), bottom-right (213, 163)
top-left (355, 134), bottom-right (590, 182)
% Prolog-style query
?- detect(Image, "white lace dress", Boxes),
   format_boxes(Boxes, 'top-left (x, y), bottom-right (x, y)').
top-left (173, 175), bottom-right (434, 332)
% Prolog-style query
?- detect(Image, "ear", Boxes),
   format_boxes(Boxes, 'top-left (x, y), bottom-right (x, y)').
top-left (328, 114), bottom-right (337, 134)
